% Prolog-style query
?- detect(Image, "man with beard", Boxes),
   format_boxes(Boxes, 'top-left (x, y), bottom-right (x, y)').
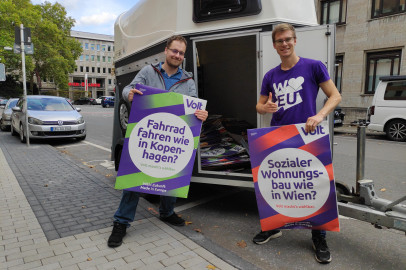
top-left (108, 35), bottom-right (208, 248)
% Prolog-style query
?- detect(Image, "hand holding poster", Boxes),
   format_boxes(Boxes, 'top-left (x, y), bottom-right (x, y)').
top-left (115, 84), bottom-right (207, 198)
top-left (247, 122), bottom-right (340, 232)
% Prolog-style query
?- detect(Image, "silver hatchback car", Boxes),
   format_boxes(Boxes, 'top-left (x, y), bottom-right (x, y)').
top-left (10, 95), bottom-right (86, 142)
top-left (0, 98), bottom-right (19, 131)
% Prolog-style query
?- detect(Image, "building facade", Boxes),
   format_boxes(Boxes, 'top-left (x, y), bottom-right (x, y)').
top-left (69, 31), bottom-right (115, 100)
top-left (316, 0), bottom-right (406, 122)
top-left (41, 31), bottom-right (115, 99)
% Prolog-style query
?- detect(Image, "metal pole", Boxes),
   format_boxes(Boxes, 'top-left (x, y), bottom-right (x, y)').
top-left (20, 24), bottom-right (30, 146)
top-left (356, 124), bottom-right (366, 194)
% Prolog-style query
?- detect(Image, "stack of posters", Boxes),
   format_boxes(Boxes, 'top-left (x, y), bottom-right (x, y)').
top-left (199, 116), bottom-right (253, 172)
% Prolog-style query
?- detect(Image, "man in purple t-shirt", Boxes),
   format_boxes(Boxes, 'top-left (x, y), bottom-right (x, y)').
top-left (255, 23), bottom-right (341, 264)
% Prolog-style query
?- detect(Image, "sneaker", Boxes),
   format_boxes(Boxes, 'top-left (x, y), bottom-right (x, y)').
top-left (107, 222), bottom-right (127, 248)
top-left (160, 213), bottom-right (185, 226)
top-left (312, 235), bottom-right (332, 264)
top-left (252, 230), bottom-right (282, 244)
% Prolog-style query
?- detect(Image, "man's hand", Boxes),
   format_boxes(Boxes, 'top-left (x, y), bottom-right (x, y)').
top-left (194, 110), bottom-right (208, 122)
top-left (262, 93), bottom-right (278, 113)
top-left (128, 88), bottom-right (143, 101)
top-left (305, 114), bottom-right (324, 133)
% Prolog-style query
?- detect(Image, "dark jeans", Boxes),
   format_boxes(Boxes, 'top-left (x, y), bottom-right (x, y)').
top-left (113, 190), bottom-right (176, 227)
top-left (311, 230), bottom-right (327, 238)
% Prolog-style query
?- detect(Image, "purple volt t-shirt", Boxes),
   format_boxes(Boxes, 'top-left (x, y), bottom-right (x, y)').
top-left (260, 57), bottom-right (330, 126)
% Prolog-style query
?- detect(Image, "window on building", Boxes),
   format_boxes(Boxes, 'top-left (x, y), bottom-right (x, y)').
top-left (103, 68), bottom-right (106, 73)
top-left (97, 55), bottom-right (100, 62)
top-left (85, 43), bottom-right (89, 49)
top-left (91, 55), bottom-right (95, 61)
top-left (75, 67), bottom-right (77, 72)
top-left (372, 0), bottom-right (406, 18)
top-left (108, 45), bottom-right (111, 51)
top-left (80, 55), bottom-right (84, 61)
top-left (108, 57), bottom-right (111, 62)
top-left (335, 55), bottom-right (344, 93)
top-left (92, 67), bottom-right (95, 73)
top-left (80, 66), bottom-right (83, 72)
top-left (102, 56), bottom-right (106, 62)
top-left (108, 79), bottom-right (112, 85)
top-left (49, 77), bottom-right (54, 83)
top-left (365, 50), bottom-right (401, 94)
top-left (108, 68), bottom-right (111, 74)
top-left (320, 0), bottom-right (347, 24)
top-left (101, 45), bottom-right (106, 51)
top-left (86, 67), bottom-right (89, 73)
top-left (90, 44), bottom-right (95, 50)
top-left (85, 55), bottom-right (89, 61)
top-left (97, 44), bottom-right (100, 51)
top-left (97, 67), bottom-right (100, 73)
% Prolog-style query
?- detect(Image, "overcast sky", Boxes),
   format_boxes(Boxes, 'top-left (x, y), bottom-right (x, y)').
top-left (31, 0), bottom-right (138, 35)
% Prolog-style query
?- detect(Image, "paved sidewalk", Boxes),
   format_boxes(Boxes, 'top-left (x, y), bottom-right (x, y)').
top-left (0, 132), bottom-right (241, 270)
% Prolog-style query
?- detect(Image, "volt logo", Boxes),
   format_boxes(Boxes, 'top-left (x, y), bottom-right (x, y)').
top-left (183, 96), bottom-right (207, 115)
top-left (186, 99), bottom-right (203, 110)
top-left (300, 125), bottom-right (326, 136)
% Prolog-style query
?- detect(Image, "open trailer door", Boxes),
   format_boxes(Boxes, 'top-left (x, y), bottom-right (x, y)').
top-left (259, 25), bottom-right (336, 131)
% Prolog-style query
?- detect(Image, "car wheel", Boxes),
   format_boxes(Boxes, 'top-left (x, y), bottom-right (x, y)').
top-left (385, 119), bottom-right (406, 142)
top-left (19, 123), bottom-right (26, 143)
top-left (10, 123), bottom-right (17, 136)
top-left (119, 98), bottom-right (130, 136)
top-left (0, 120), bottom-right (7, 131)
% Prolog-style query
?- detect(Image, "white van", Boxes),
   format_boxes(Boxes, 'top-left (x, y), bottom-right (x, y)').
top-left (367, 75), bottom-right (406, 142)
top-left (111, 0), bottom-right (337, 187)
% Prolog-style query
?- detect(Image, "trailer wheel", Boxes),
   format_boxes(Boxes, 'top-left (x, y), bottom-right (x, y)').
top-left (118, 98), bottom-right (130, 136)
top-left (335, 181), bottom-right (351, 203)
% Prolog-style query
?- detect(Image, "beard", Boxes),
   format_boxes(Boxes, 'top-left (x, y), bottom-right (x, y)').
top-left (166, 56), bottom-right (183, 69)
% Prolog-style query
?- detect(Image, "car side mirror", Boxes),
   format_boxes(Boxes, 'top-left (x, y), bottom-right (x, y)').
top-left (12, 106), bottom-right (22, 112)
top-left (76, 107), bottom-right (81, 112)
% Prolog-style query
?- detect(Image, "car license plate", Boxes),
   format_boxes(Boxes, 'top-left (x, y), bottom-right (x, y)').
top-left (50, 126), bottom-right (71, 131)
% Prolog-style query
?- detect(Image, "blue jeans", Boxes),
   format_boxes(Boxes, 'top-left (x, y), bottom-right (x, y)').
top-left (113, 190), bottom-right (177, 227)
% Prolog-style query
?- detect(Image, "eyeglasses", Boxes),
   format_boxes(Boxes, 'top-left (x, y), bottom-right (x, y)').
top-left (167, 48), bottom-right (185, 56)
top-left (274, 37), bottom-right (295, 45)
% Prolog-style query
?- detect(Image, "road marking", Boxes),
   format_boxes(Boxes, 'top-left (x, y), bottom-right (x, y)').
top-left (83, 141), bottom-right (111, 152)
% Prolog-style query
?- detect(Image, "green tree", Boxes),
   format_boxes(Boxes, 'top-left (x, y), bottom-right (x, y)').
top-left (0, 0), bottom-right (82, 95)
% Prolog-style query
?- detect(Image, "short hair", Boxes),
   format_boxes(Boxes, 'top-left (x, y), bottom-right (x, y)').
top-left (166, 35), bottom-right (187, 48)
top-left (272, 23), bottom-right (296, 43)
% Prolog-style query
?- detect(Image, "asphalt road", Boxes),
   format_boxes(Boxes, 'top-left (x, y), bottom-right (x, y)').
top-left (50, 105), bottom-right (406, 270)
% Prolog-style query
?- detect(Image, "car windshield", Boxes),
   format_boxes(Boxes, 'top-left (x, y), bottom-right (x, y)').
top-left (27, 98), bottom-right (73, 111)
top-left (6, 99), bottom-right (18, 109)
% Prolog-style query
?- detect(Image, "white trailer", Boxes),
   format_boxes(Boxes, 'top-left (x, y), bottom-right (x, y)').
top-left (111, 0), bottom-right (336, 188)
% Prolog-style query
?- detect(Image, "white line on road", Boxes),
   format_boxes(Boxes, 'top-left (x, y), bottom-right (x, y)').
top-left (83, 141), bottom-right (112, 152)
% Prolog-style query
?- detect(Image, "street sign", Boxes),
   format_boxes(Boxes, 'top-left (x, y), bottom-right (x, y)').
top-left (13, 43), bottom-right (34, 54)
top-left (0, 63), bottom-right (5, 81)
top-left (15, 26), bottom-right (32, 45)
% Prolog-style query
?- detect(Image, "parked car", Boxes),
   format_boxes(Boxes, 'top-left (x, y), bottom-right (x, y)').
top-left (0, 98), bottom-right (8, 109)
top-left (10, 95), bottom-right (86, 142)
top-left (367, 75), bottom-right (406, 141)
top-left (101, 96), bottom-right (115, 107)
top-left (74, 97), bottom-right (97, 105)
top-left (0, 98), bottom-right (18, 131)
top-left (334, 106), bottom-right (345, 126)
